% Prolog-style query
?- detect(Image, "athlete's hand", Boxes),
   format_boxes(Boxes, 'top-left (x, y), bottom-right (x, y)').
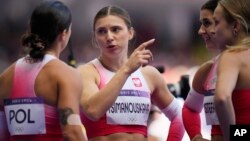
top-left (123, 38), bottom-right (155, 74)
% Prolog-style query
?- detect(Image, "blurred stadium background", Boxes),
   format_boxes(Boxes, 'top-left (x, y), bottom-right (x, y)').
top-left (0, 0), bottom-right (216, 83)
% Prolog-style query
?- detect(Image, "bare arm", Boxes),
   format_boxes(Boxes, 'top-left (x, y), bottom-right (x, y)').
top-left (215, 52), bottom-right (238, 141)
top-left (144, 66), bottom-right (184, 141)
top-left (57, 66), bottom-right (87, 141)
top-left (147, 66), bottom-right (174, 109)
top-left (183, 61), bottom-right (212, 140)
top-left (0, 64), bottom-right (15, 103)
top-left (78, 39), bottom-right (155, 120)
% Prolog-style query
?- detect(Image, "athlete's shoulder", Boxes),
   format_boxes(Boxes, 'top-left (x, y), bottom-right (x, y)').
top-left (192, 60), bottom-right (213, 93)
top-left (0, 63), bottom-right (16, 99)
top-left (140, 65), bottom-right (161, 77)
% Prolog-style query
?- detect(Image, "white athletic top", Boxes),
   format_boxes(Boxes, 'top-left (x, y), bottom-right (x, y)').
top-left (92, 58), bottom-right (151, 126)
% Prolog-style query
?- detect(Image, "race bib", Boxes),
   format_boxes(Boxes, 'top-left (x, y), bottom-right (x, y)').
top-left (4, 97), bottom-right (46, 135)
top-left (204, 92), bottom-right (219, 125)
top-left (107, 90), bottom-right (150, 126)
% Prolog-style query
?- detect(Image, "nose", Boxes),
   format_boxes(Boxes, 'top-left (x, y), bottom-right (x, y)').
top-left (198, 25), bottom-right (205, 35)
top-left (106, 31), bottom-right (114, 43)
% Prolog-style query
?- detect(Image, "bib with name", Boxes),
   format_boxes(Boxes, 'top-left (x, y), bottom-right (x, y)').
top-left (107, 89), bottom-right (151, 125)
top-left (4, 97), bottom-right (46, 135)
top-left (92, 59), bottom-right (151, 126)
top-left (203, 56), bottom-right (220, 125)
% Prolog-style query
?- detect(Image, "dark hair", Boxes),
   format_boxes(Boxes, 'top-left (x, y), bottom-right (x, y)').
top-left (93, 6), bottom-right (132, 31)
top-left (201, 0), bottom-right (219, 12)
top-left (21, 0), bottom-right (72, 60)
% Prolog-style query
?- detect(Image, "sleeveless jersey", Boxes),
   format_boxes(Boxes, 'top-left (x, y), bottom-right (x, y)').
top-left (4, 54), bottom-right (63, 141)
top-left (81, 58), bottom-right (151, 139)
top-left (203, 55), bottom-right (222, 135)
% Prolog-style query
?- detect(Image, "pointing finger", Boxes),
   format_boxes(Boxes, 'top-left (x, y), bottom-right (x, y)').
top-left (136, 38), bottom-right (155, 51)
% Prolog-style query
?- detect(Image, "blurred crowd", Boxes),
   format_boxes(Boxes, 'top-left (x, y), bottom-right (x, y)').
top-left (0, 0), bottom-right (212, 83)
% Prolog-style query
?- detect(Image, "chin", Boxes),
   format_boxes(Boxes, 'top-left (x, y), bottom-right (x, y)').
top-left (205, 43), bottom-right (215, 49)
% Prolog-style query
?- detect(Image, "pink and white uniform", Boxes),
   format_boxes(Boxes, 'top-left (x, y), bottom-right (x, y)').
top-left (183, 56), bottom-right (222, 139)
top-left (4, 54), bottom-right (63, 141)
top-left (81, 58), bottom-right (151, 139)
top-left (203, 56), bottom-right (222, 135)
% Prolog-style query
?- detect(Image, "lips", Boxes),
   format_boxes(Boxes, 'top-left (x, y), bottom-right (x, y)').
top-left (106, 45), bottom-right (116, 48)
top-left (203, 35), bottom-right (210, 42)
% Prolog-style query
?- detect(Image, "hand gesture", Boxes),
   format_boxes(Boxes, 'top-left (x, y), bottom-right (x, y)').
top-left (124, 38), bottom-right (155, 74)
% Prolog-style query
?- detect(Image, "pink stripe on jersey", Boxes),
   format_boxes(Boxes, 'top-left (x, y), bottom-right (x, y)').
top-left (8, 55), bottom-right (63, 140)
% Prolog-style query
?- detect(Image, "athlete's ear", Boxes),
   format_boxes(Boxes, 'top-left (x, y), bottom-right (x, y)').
top-left (60, 29), bottom-right (69, 41)
top-left (128, 27), bottom-right (135, 40)
top-left (232, 19), bottom-right (241, 36)
top-left (59, 24), bottom-right (72, 42)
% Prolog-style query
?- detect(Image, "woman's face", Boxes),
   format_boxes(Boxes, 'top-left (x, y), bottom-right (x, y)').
top-left (94, 15), bottom-right (133, 57)
top-left (198, 9), bottom-right (217, 50)
top-left (213, 5), bottom-right (235, 50)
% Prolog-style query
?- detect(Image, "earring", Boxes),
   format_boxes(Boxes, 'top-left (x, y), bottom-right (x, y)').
top-left (233, 30), bottom-right (238, 37)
